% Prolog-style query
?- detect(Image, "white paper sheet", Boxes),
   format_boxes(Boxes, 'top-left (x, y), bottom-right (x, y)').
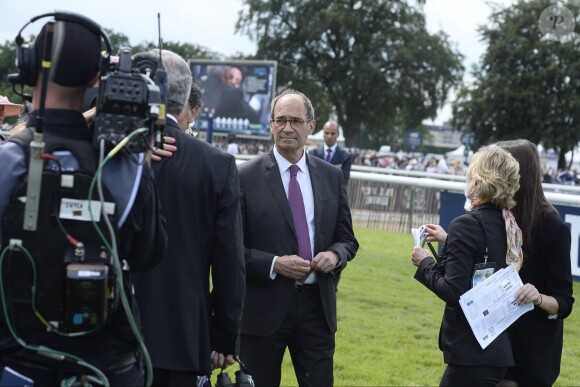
top-left (459, 265), bottom-right (533, 349)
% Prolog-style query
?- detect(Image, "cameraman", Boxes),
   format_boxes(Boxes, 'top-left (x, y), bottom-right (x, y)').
top-left (0, 16), bottom-right (167, 385)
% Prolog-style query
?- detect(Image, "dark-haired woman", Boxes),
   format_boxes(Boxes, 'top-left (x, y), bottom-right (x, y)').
top-left (497, 139), bottom-right (574, 386)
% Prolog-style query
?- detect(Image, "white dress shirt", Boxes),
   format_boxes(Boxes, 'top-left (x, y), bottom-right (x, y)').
top-left (270, 147), bottom-right (317, 283)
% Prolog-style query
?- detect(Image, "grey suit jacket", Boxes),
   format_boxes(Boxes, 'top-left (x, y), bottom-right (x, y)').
top-left (238, 151), bottom-right (358, 336)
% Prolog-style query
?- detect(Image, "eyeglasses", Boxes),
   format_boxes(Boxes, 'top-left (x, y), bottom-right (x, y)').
top-left (271, 117), bottom-right (311, 129)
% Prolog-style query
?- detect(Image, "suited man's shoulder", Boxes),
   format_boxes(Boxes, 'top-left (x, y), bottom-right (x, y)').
top-left (178, 133), bottom-right (235, 162)
top-left (307, 153), bottom-right (343, 175)
top-left (197, 137), bottom-right (234, 159)
top-left (156, 132), bottom-right (236, 182)
top-left (309, 146), bottom-right (324, 158)
top-left (238, 153), bottom-right (271, 175)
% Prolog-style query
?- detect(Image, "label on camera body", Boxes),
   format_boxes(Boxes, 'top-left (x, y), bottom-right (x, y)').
top-left (59, 198), bottom-right (115, 222)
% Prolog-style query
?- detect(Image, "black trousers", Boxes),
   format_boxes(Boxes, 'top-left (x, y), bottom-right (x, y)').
top-left (440, 364), bottom-right (507, 387)
top-left (240, 285), bottom-right (335, 387)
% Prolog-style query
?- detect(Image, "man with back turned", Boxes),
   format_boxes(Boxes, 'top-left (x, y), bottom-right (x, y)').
top-left (132, 49), bottom-right (245, 386)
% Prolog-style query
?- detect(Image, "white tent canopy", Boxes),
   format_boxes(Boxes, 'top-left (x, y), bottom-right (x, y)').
top-left (446, 145), bottom-right (473, 160)
top-left (307, 125), bottom-right (346, 147)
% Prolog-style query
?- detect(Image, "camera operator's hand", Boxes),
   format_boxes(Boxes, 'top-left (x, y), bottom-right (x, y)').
top-left (211, 352), bottom-right (236, 369)
top-left (273, 255), bottom-right (311, 280)
top-left (83, 107), bottom-right (96, 126)
top-left (151, 136), bottom-right (177, 161)
top-left (311, 250), bottom-right (339, 273)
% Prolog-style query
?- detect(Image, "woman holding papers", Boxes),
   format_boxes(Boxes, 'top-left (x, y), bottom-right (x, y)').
top-left (497, 140), bottom-right (574, 387)
top-left (411, 145), bottom-right (522, 386)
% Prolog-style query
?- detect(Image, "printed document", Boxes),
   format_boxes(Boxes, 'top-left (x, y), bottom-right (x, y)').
top-left (411, 225), bottom-right (426, 246)
top-left (459, 265), bottom-right (533, 349)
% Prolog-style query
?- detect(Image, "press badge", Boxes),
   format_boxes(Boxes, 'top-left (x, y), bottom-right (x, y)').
top-left (472, 262), bottom-right (496, 288)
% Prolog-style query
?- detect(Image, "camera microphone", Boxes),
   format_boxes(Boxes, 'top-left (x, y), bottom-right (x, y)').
top-left (132, 53), bottom-right (159, 77)
top-left (153, 13), bottom-right (167, 150)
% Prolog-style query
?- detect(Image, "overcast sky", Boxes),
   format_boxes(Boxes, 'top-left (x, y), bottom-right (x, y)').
top-left (2, 0), bottom-right (517, 125)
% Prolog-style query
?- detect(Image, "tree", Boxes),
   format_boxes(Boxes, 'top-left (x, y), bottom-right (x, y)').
top-left (0, 30), bottom-right (224, 109)
top-left (0, 38), bottom-right (22, 102)
top-left (452, 0), bottom-right (580, 169)
top-left (236, 0), bottom-right (463, 147)
top-left (0, 31), bottom-right (131, 104)
top-left (103, 29), bottom-right (132, 54)
top-left (131, 41), bottom-right (221, 61)
top-left (103, 29), bottom-right (222, 65)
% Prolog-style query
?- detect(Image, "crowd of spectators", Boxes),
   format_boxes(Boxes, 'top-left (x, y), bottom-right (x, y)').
top-left (211, 137), bottom-right (273, 155)
top-left (208, 140), bottom-right (469, 176)
top-left (4, 111), bottom-right (580, 187)
top-left (349, 149), bottom-right (466, 175)
top-left (543, 167), bottom-right (580, 185)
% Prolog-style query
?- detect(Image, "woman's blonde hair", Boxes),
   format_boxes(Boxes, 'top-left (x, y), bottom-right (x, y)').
top-left (466, 145), bottom-right (520, 209)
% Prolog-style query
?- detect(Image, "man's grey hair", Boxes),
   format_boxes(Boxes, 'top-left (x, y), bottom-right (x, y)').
top-left (150, 49), bottom-right (192, 113)
top-left (270, 89), bottom-right (315, 121)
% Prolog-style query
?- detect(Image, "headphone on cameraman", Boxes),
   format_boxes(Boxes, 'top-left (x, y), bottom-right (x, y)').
top-left (9, 11), bottom-right (113, 87)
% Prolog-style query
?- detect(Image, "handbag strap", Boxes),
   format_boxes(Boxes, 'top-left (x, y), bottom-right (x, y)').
top-left (470, 210), bottom-right (489, 264)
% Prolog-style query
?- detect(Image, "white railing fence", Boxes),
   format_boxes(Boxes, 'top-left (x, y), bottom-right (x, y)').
top-left (236, 155), bottom-right (580, 233)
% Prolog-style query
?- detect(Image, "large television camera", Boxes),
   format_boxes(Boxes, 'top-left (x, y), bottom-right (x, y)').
top-left (93, 47), bottom-right (165, 153)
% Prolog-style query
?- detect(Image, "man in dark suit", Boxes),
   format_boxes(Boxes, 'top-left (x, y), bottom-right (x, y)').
top-left (238, 89), bottom-right (359, 386)
top-left (309, 120), bottom-right (352, 184)
top-left (132, 49), bottom-right (245, 386)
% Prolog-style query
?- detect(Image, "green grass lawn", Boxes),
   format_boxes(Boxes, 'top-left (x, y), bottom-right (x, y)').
top-left (217, 227), bottom-right (580, 386)
top-left (279, 227), bottom-right (580, 386)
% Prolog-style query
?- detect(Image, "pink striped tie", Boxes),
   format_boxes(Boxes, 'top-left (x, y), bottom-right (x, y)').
top-left (288, 165), bottom-right (312, 281)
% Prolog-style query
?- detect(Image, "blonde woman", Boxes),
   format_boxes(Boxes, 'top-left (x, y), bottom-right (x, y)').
top-left (411, 145), bottom-right (522, 386)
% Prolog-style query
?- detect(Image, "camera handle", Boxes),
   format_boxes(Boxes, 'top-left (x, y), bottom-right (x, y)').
top-left (213, 356), bottom-right (255, 387)
top-left (234, 355), bottom-right (252, 376)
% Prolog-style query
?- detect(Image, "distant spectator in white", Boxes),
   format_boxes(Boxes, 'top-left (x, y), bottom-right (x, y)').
top-left (227, 135), bottom-right (240, 154)
top-left (436, 154), bottom-right (451, 174)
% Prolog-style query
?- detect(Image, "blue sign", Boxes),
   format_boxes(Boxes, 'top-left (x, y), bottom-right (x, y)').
top-left (460, 132), bottom-right (475, 148)
top-left (406, 131), bottom-right (423, 150)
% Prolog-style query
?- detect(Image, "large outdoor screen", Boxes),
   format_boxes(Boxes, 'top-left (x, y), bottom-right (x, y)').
top-left (189, 59), bottom-right (277, 137)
